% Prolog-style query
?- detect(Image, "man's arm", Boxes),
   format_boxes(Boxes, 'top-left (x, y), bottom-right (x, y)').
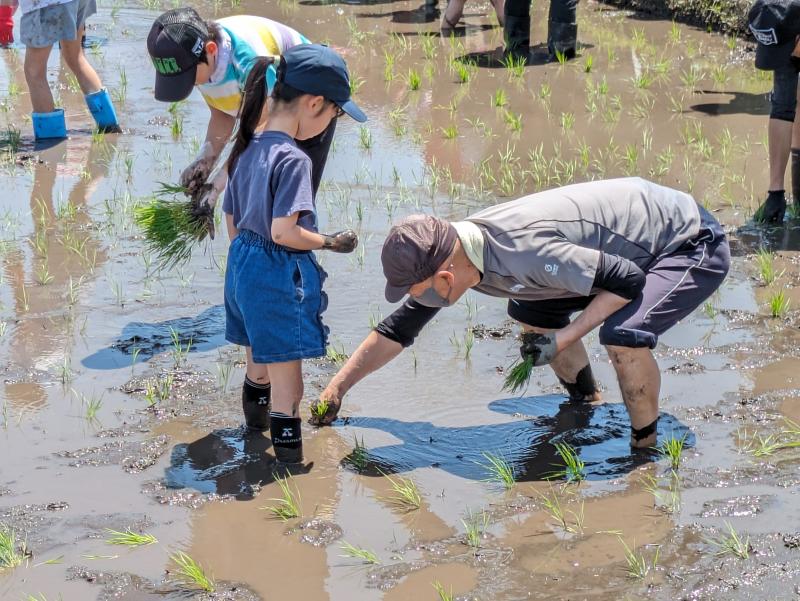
top-left (205, 107), bottom-right (236, 155)
top-left (556, 291), bottom-right (630, 350)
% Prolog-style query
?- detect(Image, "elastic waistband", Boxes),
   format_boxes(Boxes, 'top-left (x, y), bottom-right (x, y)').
top-left (237, 229), bottom-right (311, 254)
top-left (680, 205), bottom-right (725, 250)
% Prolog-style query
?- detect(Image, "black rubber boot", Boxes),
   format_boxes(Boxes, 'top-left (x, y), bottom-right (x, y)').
top-left (503, 0), bottom-right (531, 61)
top-left (557, 364), bottom-right (598, 402)
top-left (791, 148), bottom-right (800, 216)
top-left (242, 377), bottom-right (271, 431)
top-left (547, 20), bottom-right (577, 59)
top-left (754, 190), bottom-right (787, 224)
top-left (270, 413), bottom-right (303, 464)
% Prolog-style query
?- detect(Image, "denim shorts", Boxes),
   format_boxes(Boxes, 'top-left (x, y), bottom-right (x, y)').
top-left (508, 206), bottom-right (730, 349)
top-left (21, 0), bottom-right (97, 48)
top-left (225, 230), bottom-right (329, 364)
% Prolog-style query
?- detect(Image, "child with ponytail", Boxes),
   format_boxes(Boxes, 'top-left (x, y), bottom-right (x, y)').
top-left (223, 44), bottom-right (366, 463)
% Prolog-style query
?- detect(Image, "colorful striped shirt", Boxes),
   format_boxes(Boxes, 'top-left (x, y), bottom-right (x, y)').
top-left (197, 15), bottom-right (308, 116)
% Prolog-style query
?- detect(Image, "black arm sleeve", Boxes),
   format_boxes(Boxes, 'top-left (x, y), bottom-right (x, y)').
top-left (592, 252), bottom-right (646, 300)
top-left (374, 299), bottom-right (441, 347)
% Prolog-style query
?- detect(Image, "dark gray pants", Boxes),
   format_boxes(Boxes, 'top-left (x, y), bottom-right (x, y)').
top-left (296, 117), bottom-right (336, 198)
top-left (504, 0), bottom-right (578, 57)
top-left (508, 207), bottom-right (730, 349)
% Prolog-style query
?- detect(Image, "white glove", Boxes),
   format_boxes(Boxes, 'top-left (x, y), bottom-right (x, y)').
top-left (180, 141), bottom-right (217, 196)
top-left (193, 168), bottom-right (228, 240)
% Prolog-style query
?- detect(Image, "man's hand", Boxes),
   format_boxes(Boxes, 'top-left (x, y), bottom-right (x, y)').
top-left (321, 230), bottom-right (358, 253)
top-left (309, 392), bottom-right (342, 426)
top-left (520, 332), bottom-right (559, 366)
top-left (180, 141), bottom-right (217, 197)
top-left (190, 168), bottom-right (227, 239)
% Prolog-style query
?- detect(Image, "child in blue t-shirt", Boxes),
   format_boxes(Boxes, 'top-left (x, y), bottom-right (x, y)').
top-left (223, 44), bottom-right (366, 463)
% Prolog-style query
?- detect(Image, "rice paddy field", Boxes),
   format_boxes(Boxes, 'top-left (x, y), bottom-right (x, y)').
top-left (1, 0), bottom-right (800, 599)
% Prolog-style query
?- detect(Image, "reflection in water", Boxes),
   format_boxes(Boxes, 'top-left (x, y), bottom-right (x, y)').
top-left (340, 395), bottom-right (692, 481)
top-left (731, 220), bottom-right (800, 255)
top-left (81, 305), bottom-right (226, 369)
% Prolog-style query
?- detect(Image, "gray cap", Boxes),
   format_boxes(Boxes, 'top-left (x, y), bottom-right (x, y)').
top-left (381, 215), bottom-right (458, 303)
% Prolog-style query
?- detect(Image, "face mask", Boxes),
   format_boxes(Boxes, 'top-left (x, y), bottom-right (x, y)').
top-left (414, 282), bottom-right (452, 307)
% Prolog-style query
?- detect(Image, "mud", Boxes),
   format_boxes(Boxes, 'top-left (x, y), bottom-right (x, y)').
top-left (1, 0), bottom-right (799, 599)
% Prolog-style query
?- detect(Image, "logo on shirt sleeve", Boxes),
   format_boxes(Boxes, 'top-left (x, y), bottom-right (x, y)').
top-left (544, 263), bottom-right (560, 275)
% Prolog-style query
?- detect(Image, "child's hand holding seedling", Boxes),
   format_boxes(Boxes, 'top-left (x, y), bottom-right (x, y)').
top-left (322, 230), bottom-right (358, 253)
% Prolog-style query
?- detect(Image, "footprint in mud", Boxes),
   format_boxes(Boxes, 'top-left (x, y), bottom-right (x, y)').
top-left (81, 305), bottom-right (226, 370)
top-left (338, 394), bottom-right (693, 481)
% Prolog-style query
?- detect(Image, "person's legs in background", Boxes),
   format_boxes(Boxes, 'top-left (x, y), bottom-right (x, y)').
top-left (503, 0), bottom-right (530, 60)
top-left (755, 66), bottom-right (798, 223)
top-left (547, 0), bottom-right (578, 60)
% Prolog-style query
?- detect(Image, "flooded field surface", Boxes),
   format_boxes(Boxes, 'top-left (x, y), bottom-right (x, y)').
top-left (1, 0), bottom-right (800, 599)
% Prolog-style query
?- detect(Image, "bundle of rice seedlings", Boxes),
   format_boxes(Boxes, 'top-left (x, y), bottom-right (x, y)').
top-left (133, 182), bottom-right (212, 270)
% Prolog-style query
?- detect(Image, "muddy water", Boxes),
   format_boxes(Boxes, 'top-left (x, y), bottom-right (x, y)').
top-left (1, 0), bottom-right (799, 599)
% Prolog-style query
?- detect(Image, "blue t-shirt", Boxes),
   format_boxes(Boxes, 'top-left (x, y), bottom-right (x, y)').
top-left (222, 131), bottom-right (316, 241)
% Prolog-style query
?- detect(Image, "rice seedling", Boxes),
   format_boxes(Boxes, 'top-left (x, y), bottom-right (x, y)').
top-left (1, 124), bottom-right (21, 153)
top-left (492, 88), bottom-right (508, 108)
top-left (632, 72), bottom-right (654, 90)
top-left (432, 581), bottom-right (454, 601)
top-left (326, 343), bottom-right (348, 365)
top-left (538, 82), bottom-right (552, 101)
top-left (340, 541), bottom-right (380, 564)
top-left (420, 32), bottom-right (436, 60)
top-left (104, 528), bottom-right (157, 547)
top-left (706, 522), bottom-right (750, 559)
top-left (343, 435), bottom-right (369, 471)
top-left (407, 69), bottom-right (421, 91)
top-left (359, 126), bottom-right (372, 150)
top-left (310, 398), bottom-right (329, 421)
top-left (441, 124), bottom-right (458, 140)
top-left (536, 487), bottom-right (584, 534)
top-left (170, 551), bottom-right (215, 592)
top-left (502, 356), bottom-right (534, 394)
top-left (463, 328), bottom-right (475, 360)
top-left (380, 472), bottom-right (422, 511)
top-left (58, 355), bottom-right (73, 384)
top-left (680, 64), bottom-right (703, 90)
top-left (583, 54), bottom-right (594, 73)
top-left (668, 20), bottom-right (681, 43)
top-left (34, 262), bottom-right (53, 285)
top-left (216, 360), bottom-right (233, 392)
top-left (619, 538), bottom-right (659, 579)
top-left (502, 53), bottom-right (526, 79)
top-left (0, 524), bottom-right (26, 569)
top-left (262, 475), bottom-right (301, 521)
top-left (453, 60), bottom-right (474, 84)
top-left (642, 472), bottom-right (682, 513)
top-left (82, 391), bottom-right (103, 424)
top-left (349, 75), bottom-right (365, 96)
top-left (461, 508), bottom-right (488, 549)
top-left (554, 50), bottom-right (568, 65)
top-left (560, 112), bottom-right (575, 131)
top-left (383, 51), bottom-right (396, 82)
top-left (769, 289), bottom-right (791, 318)
top-left (170, 327), bottom-right (192, 367)
top-left (481, 452), bottom-right (515, 489)
top-left (24, 594), bottom-right (49, 601)
top-left (504, 110), bottom-right (522, 132)
top-left (755, 249), bottom-right (779, 287)
top-left (549, 442), bottom-right (586, 483)
top-left (657, 433), bottom-right (687, 470)
top-left (133, 183), bottom-right (211, 270)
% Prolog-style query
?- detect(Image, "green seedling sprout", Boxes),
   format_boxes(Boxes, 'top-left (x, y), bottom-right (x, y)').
top-left (311, 398), bottom-right (329, 421)
top-left (358, 126), bottom-right (372, 150)
top-left (461, 508), bottom-right (488, 549)
top-left (481, 452), bottom-right (515, 489)
top-left (432, 580), bottom-right (455, 601)
top-left (441, 125), bottom-right (458, 140)
top-left (769, 289), bottom-right (791, 318)
top-left (641, 473), bottom-right (681, 514)
top-left (104, 528), bottom-right (157, 547)
top-left (343, 435), bottom-right (369, 471)
top-left (502, 356), bottom-right (534, 394)
top-left (340, 541), bottom-right (380, 564)
top-left (755, 248), bottom-right (783, 285)
top-left (380, 472), bottom-right (422, 511)
top-left (548, 442), bottom-right (586, 483)
top-left (170, 551), bottom-right (215, 592)
top-left (492, 88), bottom-right (508, 107)
top-left (326, 344), bottom-right (348, 365)
top-left (536, 487), bottom-right (584, 534)
top-left (407, 69), bottom-right (421, 91)
top-left (618, 537), bottom-right (659, 579)
top-left (0, 524), bottom-right (26, 569)
top-left (262, 475), bottom-right (302, 521)
top-left (657, 433), bottom-right (687, 470)
top-left (706, 521), bottom-right (750, 559)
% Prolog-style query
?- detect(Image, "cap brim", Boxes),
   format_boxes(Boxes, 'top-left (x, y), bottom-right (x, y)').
top-left (384, 282), bottom-right (409, 303)
top-left (339, 99), bottom-right (367, 123)
top-left (154, 67), bottom-right (197, 103)
top-left (756, 39), bottom-right (794, 70)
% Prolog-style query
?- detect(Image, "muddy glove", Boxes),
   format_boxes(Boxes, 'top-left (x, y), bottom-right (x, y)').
top-left (191, 168), bottom-right (227, 240)
top-left (321, 230), bottom-right (358, 253)
top-left (753, 190), bottom-right (786, 224)
top-left (308, 393), bottom-right (341, 426)
top-left (520, 332), bottom-right (558, 367)
top-left (180, 141), bottom-right (217, 197)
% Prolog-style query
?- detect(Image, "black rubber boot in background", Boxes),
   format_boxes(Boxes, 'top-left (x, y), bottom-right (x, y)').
top-left (791, 148), bottom-right (800, 216)
top-left (503, 0), bottom-right (531, 61)
top-left (270, 413), bottom-right (303, 464)
top-left (547, 0), bottom-right (578, 58)
top-left (754, 190), bottom-right (787, 224)
top-left (242, 377), bottom-right (271, 431)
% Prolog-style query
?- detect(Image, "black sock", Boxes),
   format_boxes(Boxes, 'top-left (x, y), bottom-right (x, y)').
top-left (270, 412), bottom-right (303, 463)
top-left (631, 418), bottom-right (658, 443)
top-left (242, 377), bottom-right (271, 431)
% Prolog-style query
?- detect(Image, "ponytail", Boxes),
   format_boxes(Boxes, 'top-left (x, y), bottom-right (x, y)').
top-left (228, 56), bottom-right (274, 177)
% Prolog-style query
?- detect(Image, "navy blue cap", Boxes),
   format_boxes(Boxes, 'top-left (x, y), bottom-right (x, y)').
top-left (280, 44), bottom-right (367, 123)
top-left (749, 0), bottom-right (800, 70)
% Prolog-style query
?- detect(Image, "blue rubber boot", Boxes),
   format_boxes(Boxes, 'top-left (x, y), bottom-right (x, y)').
top-left (32, 109), bottom-right (67, 140)
top-left (85, 88), bottom-right (121, 133)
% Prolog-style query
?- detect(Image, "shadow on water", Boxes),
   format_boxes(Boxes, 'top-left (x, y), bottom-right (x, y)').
top-left (339, 394), bottom-right (692, 481)
top-left (688, 90), bottom-right (770, 117)
top-left (459, 42), bottom-right (594, 68)
top-left (730, 219), bottom-right (800, 255)
top-left (81, 305), bottom-right (226, 369)
top-left (355, 2), bottom-right (441, 23)
top-left (163, 427), bottom-right (313, 500)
